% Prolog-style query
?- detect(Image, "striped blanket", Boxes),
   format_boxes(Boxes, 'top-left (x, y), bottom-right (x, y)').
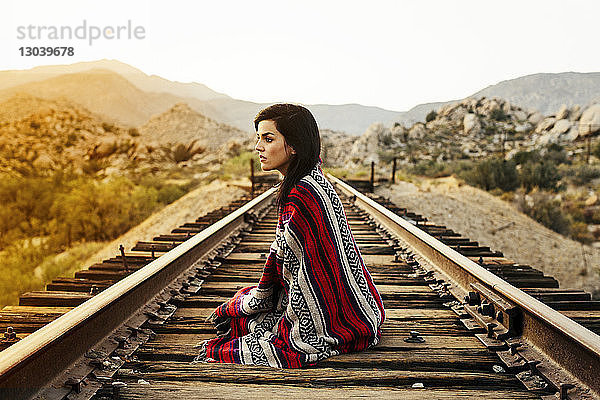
top-left (195, 163), bottom-right (385, 368)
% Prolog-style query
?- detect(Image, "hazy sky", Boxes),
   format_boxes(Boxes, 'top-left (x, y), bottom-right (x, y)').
top-left (2, 0), bottom-right (599, 111)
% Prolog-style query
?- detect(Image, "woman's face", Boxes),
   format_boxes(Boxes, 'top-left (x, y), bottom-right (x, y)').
top-left (255, 119), bottom-right (296, 175)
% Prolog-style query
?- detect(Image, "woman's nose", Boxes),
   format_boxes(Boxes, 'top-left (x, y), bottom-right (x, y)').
top-left (255, 140), bottom-right (263, 152)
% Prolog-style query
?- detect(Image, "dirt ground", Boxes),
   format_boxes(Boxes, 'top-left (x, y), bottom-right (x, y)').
top-left (83, 179), bottom-right (248, 267)
top-left (376, 177), bottom-right (600, 298)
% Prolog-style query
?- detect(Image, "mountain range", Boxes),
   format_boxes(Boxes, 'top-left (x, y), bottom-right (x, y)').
top-left (0, 59), bottom-right (598, 135)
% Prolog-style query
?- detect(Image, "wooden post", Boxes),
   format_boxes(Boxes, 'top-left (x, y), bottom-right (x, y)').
top-left (370, 161), bottom-right (375, 193)
top-left (391, 158), bottom-right (397, 184)
top-left (250, 159), bottom-right (255, 197)
top-left (587, 136), bottom-right (591, 165)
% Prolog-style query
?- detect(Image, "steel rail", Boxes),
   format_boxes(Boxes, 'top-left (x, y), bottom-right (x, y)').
top-left (328, 173), bottom-right (600, 397)
top-left (0, 186), bottom-right (276, 399)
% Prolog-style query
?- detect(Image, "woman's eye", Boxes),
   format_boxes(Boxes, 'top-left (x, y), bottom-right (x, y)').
top-left (265, 138), bottom-right (273, 143)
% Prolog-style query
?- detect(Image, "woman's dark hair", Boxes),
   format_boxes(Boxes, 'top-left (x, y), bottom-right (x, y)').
top-left (254, 103), bottom-right (321, 212)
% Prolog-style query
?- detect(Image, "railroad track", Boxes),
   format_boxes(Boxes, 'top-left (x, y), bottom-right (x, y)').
top-left (0, 174), bottom-right (599, 399)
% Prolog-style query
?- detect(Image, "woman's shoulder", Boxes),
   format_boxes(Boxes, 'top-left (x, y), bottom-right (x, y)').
top-left (288, 165), bottom-right (335, 208)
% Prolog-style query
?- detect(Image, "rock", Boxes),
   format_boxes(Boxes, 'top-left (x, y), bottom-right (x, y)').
top-left (528, 112), bottom-right (544, 125)
top-left (579, 104), bottom-right (600, 137)
top-left (537, 130), bottom-right (561, 145)
top-left (549, 119), bottom-right (572, 135)
top-left (513, 110), bottom-right (528, 121)
top-left (585, 194), bottom-right (598, 206)
top-left (91, 140), bottom-right (117, 158)
top-left (515, 122), bottom-right (533, 133)
top-left (569, 105), bottom-right (582, 121)
top-left (535, 117), bottom-right (556, 133)
top-left (407, 123), bottom-right (427, 140)
top-left (564, 126), bottom-right (579, 141)
top-left (32, 153), bottom-right (54, 169)
top-left (463, 113), bottom-right (481, 135)
top-left (555, 104), bottom-right (569, 120)
top-left (347, 123), bottom-right (387, 165)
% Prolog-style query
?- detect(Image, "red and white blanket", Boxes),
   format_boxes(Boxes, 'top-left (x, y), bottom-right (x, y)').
top-left (195, 164), bottom-right (385, 368)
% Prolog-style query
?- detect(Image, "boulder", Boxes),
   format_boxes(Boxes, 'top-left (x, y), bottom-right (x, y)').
top-left (537, 131), bottom-right (561, 145)
top-left (347, 123), bottom-right (387, 164)
top-left (32, 153), bottom-right (55, 169)
top-left (535, 117), bottom-right (556, 133)
top-left (555, 104), bottom-right (569, 120)
top-left (579, 104), bottom-right (600, 137)
top-left (463, 113), bottom-right (481, 135)
top-left (515, 122), bottom-right (533, 133)
top-left (407, 123), bottom-right (427, 140)
top-left (569, 105), bottom-right (582, 121)
top-left (564, 126), bottom-right (579, 141)
top-left (513, 110), bottom-right (528, 121)
top-left (549, 119), bottom-right (572, 135)
top-left (528, 112), bottom-right (544, 125)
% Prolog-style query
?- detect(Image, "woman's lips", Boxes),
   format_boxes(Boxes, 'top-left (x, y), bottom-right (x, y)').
top-left (259, 156), bottom-right (266, 162)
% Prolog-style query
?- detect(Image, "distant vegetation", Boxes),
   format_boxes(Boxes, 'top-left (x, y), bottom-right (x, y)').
top-left (0, 169), bottom-right (193, 307)
top-left (398, 143), bottom-right (600, 244)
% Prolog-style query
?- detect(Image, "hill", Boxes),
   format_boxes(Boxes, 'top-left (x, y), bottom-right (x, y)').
top-left (0, 60), bottom-right (405, 134)
top-left (402, 72), bottom-right (600, 124)
top-left (137, 103), bottom-right (251, 150)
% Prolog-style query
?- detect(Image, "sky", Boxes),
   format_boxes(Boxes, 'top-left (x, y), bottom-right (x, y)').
top-left (1, 0), bottom-right (599, 112)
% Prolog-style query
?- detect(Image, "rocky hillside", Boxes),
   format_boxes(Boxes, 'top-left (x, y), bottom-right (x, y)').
top-left (137, 103), bottom-right (251, 150)
top-left (0, 94), bottom-right (249, 177)
top-left (0, 60), bottom-right (406, 134)
top-left (0, 93), bottom-right (133, 174)
top-left (402, 72), bottom-right (600, 124)
top-left (339, 97), bottom-right (600, 168)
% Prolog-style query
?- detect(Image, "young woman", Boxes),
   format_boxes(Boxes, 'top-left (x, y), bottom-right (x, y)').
top-left (195, 103), bottom-right (385, 368)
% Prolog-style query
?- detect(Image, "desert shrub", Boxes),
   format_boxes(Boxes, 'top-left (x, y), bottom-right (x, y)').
top-left (519, 195), bottom-right (571, 236)
top-left (162, 140), bottom-right (206, 163)
top-left (0, 240), bottom-right (103, 307)
top-left (512, 150), bottom-right (541, 165)
top-left (519, 161), bottom-right (560, 192)
top-left (570, 221), bottom-right (594, 244)
top-left (409, 160), bottom-right (451, 178)
top-left (561, 164), bottom-right (600, 185)
top-left (221, 151), bottom-right (260, 179)
top-left (460, 158), bottom-right (519, 191)
top-left (51, 176), bottom-right (160, 243)
top-left (128, 128), bottom-right (140, 137)
top-left (157, 184), bottom-right (187, 204)
top-left (425, 110), bottom-right (437, 123)
top-left (593, 141), bottom-right (600, 160)
top-left (490, 108), bottom-right (508, 121)
top-left (102, 122), bottom-right (115, 132)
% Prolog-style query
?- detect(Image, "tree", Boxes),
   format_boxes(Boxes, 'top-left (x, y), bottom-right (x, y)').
top-left (425, 110), bottom-right (437, 123)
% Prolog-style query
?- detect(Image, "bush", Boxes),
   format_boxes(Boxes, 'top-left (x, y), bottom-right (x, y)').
top-left (425, 110), bottom-right (438, 123)
top-left (221, 151), bottom-right (260, 179)
top-left (162, 140), bottom-right (206, 163)
top-left (157, 184), bottom-right (186, 204)
top-left (570, 221), bottom-right (594, 244)
top-left (520, 161), bottom-right (560, 192)
top-left (460, 158), bottom-right (519, 191)
top-left (490, 108), bottom-right (508, 122)
top-left (520, 195), bottom-right (571, 235)
top-left (409, 160), bottom-right (451, 178)
top-left (561, 164), bottom-right (600, 185)
top-left (511, 150), bottom-right (541, 165)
